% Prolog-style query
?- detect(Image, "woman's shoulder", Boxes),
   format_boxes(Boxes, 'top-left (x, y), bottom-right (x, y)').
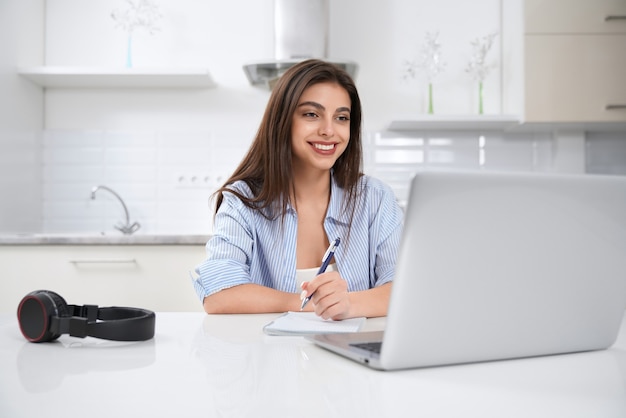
top-left (350, 174), bottom-right (402, 224)
top-left (357, 174), bottom-right (396, 198)
top-left (223, 180), bottom-right (254, 196)
top-left (349, 174), bottom-right (400, 213)
top-left (219, 180), bottom-right (276, 218)
top-left (218, 180), bottom-right (255, 210)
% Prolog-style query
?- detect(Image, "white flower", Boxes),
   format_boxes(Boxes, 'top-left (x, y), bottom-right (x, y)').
top-left (465, 33), bottom-right (498, 83)
top-left (403, 31), bottom-right (447, 83)
top-left (111, 0), bottom-right (162, 35)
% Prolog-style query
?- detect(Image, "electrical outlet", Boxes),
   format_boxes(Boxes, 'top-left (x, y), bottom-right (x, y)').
top-left (175, 173), bottom-right (225, 189)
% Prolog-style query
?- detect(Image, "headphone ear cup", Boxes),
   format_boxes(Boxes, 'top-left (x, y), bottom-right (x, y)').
top-left (44, 290), bottom-right (70, 315)
top-left (17, 290), bottom-right (70, 343)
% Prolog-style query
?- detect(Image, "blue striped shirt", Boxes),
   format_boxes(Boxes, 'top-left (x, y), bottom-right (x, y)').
top-left (193, 174), bottom-right (403, 300)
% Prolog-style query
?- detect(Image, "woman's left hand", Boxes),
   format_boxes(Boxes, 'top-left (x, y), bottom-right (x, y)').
top-left (301, 271), bottom-right (352, 320)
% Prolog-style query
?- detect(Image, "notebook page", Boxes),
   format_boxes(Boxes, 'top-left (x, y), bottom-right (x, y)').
top-left (263, 312), bottom-right (365, 336)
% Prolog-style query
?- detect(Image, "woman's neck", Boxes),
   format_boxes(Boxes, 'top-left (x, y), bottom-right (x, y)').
top-left (292, 168), bottom-right (331, 208)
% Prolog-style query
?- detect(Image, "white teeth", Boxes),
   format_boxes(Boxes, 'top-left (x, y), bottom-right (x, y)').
top-left (314, 143), bottom-right (334, 151)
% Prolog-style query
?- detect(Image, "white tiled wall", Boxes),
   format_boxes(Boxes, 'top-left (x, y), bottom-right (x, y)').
top-left (40, 128), bottom-right (565, 234)
top-left (41, 130), bottom-right (247, 235)
top-left (365, 130), bottom-right (554, 206)
top-left (586, 132), bottom-right (626, 176)
top-left (36, 128), bottom-right (626, 234)
top-left (0, 130), bottom-right (42, 232)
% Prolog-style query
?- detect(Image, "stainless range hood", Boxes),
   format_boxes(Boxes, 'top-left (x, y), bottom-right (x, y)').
top-left (243, 0), bottom-right (358, 89)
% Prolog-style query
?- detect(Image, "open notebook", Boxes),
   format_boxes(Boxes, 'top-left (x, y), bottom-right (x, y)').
top-left (263, 312), bottom-right (365, 336)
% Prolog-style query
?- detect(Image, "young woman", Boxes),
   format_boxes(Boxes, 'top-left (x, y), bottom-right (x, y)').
top-left (193, 59), bottom-right (403, 320)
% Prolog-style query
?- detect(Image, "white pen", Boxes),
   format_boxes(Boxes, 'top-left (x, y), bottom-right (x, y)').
top-left (300, 237), bottom-right (341, 310)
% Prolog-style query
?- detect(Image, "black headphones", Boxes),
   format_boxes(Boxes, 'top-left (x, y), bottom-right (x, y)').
top-left (17, 290), bottom-right (155, 343)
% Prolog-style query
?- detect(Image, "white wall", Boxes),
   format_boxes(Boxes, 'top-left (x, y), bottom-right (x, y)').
top-left (42, 0), bottom-right (521, 132)
top-left (3, 0), bottom-right (624, 235)
top-left (36, 0), bottom-right (529, 235)
top-left (0, 0), bottom-right (45, 233)
top-left (331, 0), bottom-right (523, 121)
top-left (43, 0), bottom-right (274, 133)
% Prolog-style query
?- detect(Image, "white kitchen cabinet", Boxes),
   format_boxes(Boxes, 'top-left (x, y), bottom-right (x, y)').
top-left (525, 34), bottom-right (626, 122)
top-left (0, 245), bottom-right (207, 313)
top-left (526, 0), bottom-right (626, 34)
top-left (524, 0), bottom-right (626, 122)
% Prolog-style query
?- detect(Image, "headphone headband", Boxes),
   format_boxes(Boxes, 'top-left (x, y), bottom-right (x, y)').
top-left (17, 290), bottom-right (155, 343)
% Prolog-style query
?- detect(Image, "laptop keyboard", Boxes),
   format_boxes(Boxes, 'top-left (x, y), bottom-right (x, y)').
top-left (351, 342), bottom-right (382, 354)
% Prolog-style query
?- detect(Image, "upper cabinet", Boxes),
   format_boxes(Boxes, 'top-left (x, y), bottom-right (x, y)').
top-left (526, 0), bottom-right (626, 33)
top-left (524, 0), bottom-right (626, 122)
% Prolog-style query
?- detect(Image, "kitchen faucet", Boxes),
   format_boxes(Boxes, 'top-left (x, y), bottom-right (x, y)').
top-left (90, 185), bottom-right (141, 235)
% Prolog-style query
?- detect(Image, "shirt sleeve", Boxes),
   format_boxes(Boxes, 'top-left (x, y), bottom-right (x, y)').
top-left (193, 190), bottom-right (255, 300)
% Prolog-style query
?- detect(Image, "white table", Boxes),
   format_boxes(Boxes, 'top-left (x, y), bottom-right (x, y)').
top-left (1, 312), bottom-right (625, 418)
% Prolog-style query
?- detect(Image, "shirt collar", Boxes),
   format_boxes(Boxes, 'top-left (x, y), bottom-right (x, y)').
top-left (285, 171), bottom-right (352, 225)
top-left (326, 171), bottom-right (352, 226)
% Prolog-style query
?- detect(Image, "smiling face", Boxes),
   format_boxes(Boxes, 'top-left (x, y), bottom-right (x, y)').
top-left (290, 82), bottom-right (351, 174)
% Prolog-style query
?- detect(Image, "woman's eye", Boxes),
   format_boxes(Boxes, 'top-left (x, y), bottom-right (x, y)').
top-left (337, 115), bottom-right (350, 121)
top-left (303, 112), bottom-right (318, 118)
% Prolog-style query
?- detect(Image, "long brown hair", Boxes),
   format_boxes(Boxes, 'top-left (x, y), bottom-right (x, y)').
top-left (213, 59), bottom-right (363, 220)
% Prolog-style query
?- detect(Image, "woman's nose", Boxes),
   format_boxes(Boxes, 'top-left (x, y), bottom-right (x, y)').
top-left (318, 119), bottom-right (334, 137)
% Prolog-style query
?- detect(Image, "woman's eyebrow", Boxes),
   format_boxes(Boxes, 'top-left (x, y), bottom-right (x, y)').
top-left (297, 101), bottom-right (325, 111)
top-left (297, 101), bottom-right (351, 113)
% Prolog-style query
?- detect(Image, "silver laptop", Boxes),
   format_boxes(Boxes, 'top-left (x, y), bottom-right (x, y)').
top-left (307, 170), bottom-right (626, 370)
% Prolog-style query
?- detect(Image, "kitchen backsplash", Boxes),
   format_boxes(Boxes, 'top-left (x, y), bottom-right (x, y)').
top-left (41, 130), bottom-right (244, 235)
top-left (586, 132), bottom-right (626, 176)
top-left (367, 130), bottom-right (555, 206)
top-left (38, 128), bottom-right (626, 235)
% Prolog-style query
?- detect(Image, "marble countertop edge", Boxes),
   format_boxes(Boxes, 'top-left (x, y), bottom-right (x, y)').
top-left (0, 233), bottom-right (210, 246)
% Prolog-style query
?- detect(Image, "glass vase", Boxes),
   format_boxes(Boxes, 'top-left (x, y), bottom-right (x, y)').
top-left (478, 81), bottom-right (484, 115)
top-left (428, 82), bottom-right (434, 114)
top-left (126, 33), bottom-right (133, 68)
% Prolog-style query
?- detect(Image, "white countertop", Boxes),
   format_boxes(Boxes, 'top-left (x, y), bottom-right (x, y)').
top-left (1, 312), bottom-right (625, 418)
top-left (0, 233), bottom-right (209, 245)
